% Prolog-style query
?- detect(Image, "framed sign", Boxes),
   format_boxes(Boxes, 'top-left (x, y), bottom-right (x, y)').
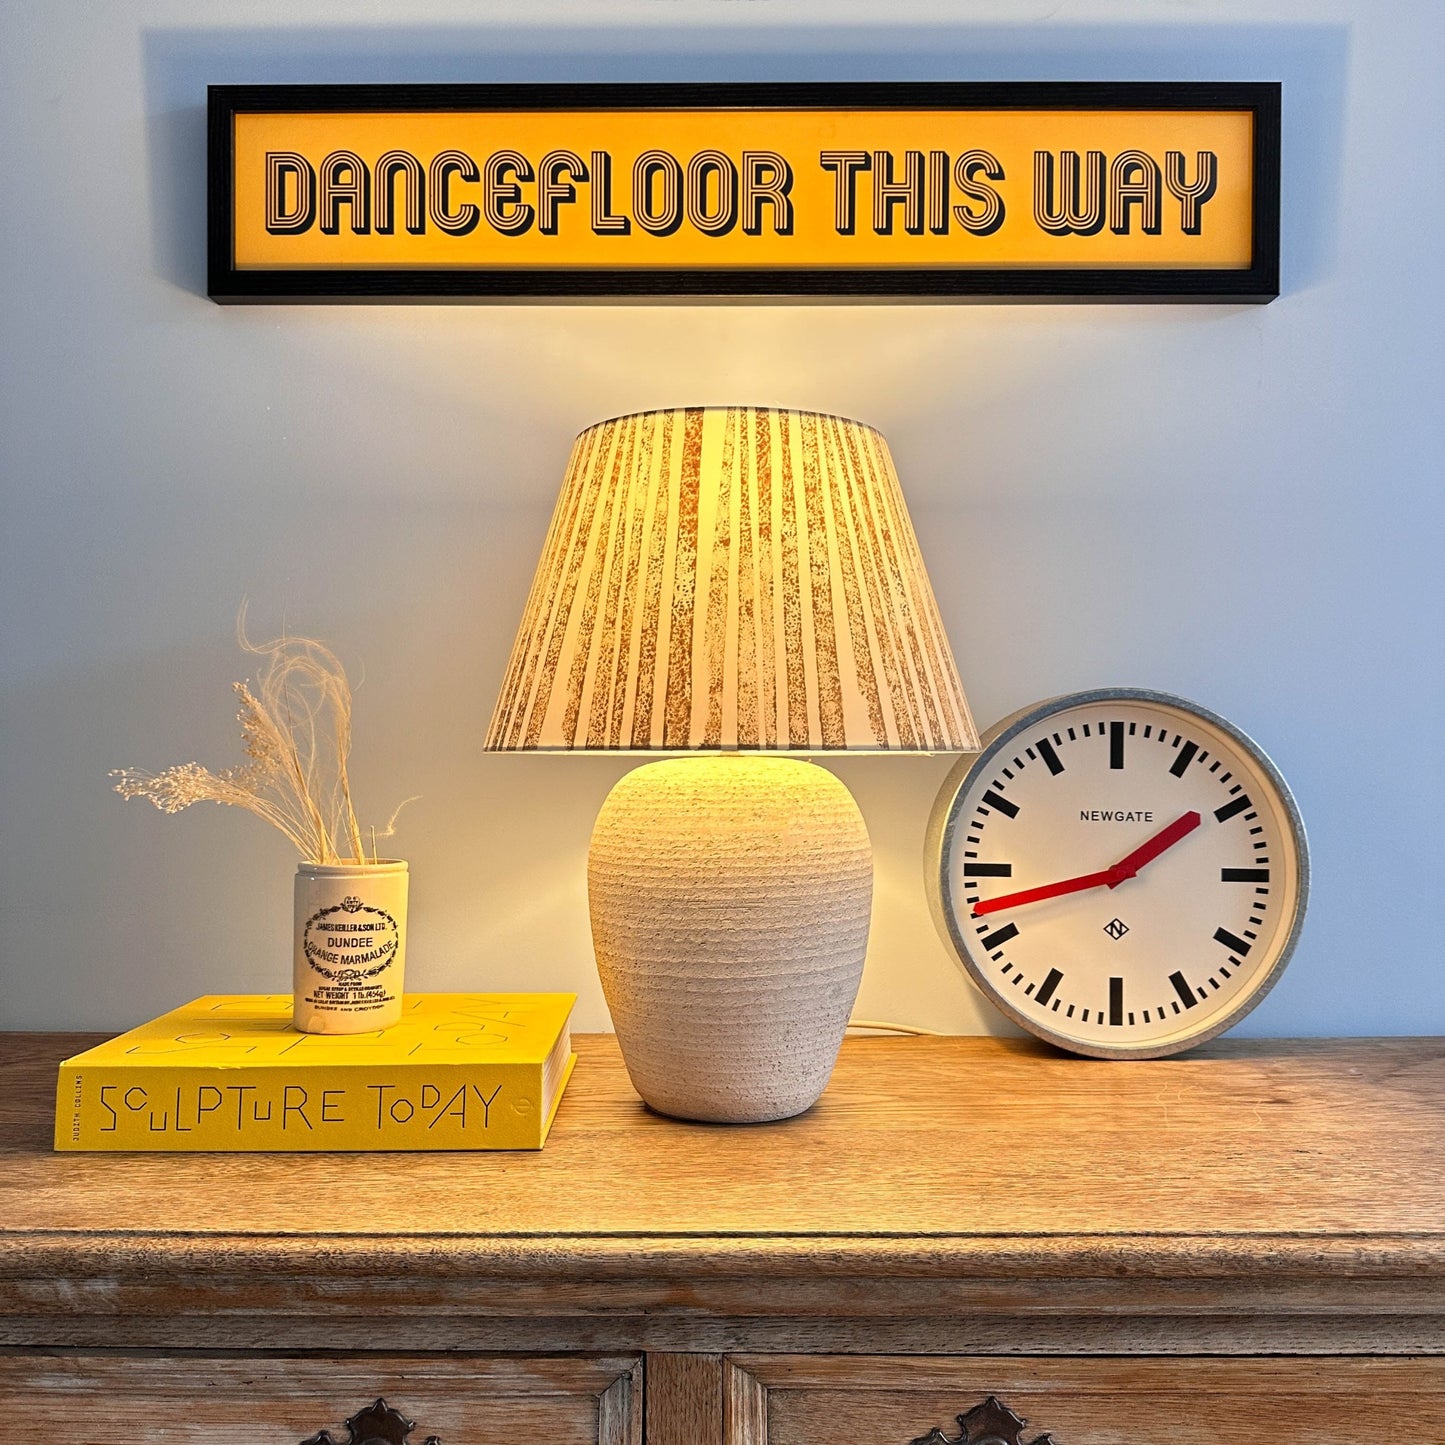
top-left (208, 82), bottom-right (1280, 303)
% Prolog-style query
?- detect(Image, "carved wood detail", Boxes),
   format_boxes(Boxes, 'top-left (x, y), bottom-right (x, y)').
top-left (911, 1396), bottom-right (1058, 1445)
top-left (300, 1398), bottom-right (441, 1445)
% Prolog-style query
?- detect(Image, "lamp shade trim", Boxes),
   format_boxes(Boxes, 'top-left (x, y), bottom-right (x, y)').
top-left (487, 406), bottom-right (977, 753)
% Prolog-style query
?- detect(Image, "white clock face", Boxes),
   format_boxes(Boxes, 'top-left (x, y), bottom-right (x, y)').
top-left (929, 691), bottom-right (1308, 1058)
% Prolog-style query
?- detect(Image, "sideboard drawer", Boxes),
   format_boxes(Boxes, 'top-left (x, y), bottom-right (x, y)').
top-left (0, 1353), bottom-right (641, 1445)
top-left (725, 1354), bottom-right (1445, 1443)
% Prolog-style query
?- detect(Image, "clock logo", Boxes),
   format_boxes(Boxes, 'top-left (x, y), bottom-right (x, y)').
top-left (1103, 917), bottom-right (1130, 939)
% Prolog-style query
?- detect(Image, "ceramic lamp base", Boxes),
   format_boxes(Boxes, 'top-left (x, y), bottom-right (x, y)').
top-left (588, 756), bottom-right (872, 1123)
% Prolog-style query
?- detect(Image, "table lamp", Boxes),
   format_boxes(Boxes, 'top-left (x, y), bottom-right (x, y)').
top-left (487, 406), bottom-right (977, 1122)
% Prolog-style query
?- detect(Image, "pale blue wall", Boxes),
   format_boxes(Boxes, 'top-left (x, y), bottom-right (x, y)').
top-left (2, 1), bottom-right (1441, 1035)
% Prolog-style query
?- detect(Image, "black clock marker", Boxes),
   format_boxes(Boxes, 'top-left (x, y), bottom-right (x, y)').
top-left (1214, 926), bottom-right (1252, 956)
top-left (1036, 737), bottom-right (1065, 775)
top-left (980, 922), bottom-right (1019, 953)
top-left (1170, 740), bottom-right (1199, 777)
top-left (1035, 968), bottom-right (1064, 1007)
top-left (1109, 977), bottom-right (1125, 1026)
top-left (1222, 867), bottom-right (1270, 883)
top-left (1215, 794), bottom-right (1252, 823)
top-left (964, 862), bottom-right (1013, 878)
top-left (1109, 721), bottom-right (1125, 769)
top-left (981, 789), bottom-right (1019, 818)
top-left (1169, 971), bottom-right (1199, 1009)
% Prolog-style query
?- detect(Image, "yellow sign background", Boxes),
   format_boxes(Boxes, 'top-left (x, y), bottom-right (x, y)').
top-left (233, 108), bottom-right (1254, 271)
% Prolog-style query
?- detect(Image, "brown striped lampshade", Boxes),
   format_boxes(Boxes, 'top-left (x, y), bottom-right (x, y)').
top-left (486, 406), bottom-right (977, 753)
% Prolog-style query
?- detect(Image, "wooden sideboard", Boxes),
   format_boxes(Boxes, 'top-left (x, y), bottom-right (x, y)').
top-left (3, 1032), bottom-right (1443, 1442)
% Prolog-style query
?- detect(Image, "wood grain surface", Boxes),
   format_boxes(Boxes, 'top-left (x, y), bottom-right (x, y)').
top-left (3, 1028), bottom-right (1444, 1421)
top-left (647, 1352), bottom-right (724, 1445)
top-left (6, 1032), bottom-right (1443, 1242)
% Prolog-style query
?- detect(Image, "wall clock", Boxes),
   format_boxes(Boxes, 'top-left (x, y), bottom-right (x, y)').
top-left (926, 688), bottom-right (1308, 1058)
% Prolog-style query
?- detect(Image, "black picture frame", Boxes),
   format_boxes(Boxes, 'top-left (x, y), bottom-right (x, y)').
top-left (207, 80), bottom-right (1280, 304)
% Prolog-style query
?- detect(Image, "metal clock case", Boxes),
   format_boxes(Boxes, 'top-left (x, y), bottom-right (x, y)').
top-left (926, 688), bottom-right (1309, 1059)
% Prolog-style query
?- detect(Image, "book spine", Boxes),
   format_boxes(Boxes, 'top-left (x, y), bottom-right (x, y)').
top-left (55, 1061), bottom-right (546, 1152)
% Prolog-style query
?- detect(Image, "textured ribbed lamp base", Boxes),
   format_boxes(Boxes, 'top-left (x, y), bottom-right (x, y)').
top-left (588, 756), bottom-right (872, 1123)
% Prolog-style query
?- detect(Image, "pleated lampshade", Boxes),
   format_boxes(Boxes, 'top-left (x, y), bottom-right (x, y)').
top-left (486, 406), bottom-right (977, 754)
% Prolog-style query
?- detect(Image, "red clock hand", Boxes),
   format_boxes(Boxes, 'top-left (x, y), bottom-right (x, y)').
top-left (970, 810), bottom-right (1203, 918)
top-left (1106, 810), bottom-right (1202, 886)
top-left (971, 866), bottom-right (1118, 917)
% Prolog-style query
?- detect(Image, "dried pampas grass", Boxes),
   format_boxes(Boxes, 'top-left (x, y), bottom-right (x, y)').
top-left (113, 616), bottom-right (409, 865)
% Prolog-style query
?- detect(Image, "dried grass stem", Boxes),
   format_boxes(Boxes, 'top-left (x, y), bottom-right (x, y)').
top-left (112, 619), bottom-right (405, 865)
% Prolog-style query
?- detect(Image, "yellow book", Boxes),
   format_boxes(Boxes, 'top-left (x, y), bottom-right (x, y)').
top-left (55, 993), bottom-right (576, 1152)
